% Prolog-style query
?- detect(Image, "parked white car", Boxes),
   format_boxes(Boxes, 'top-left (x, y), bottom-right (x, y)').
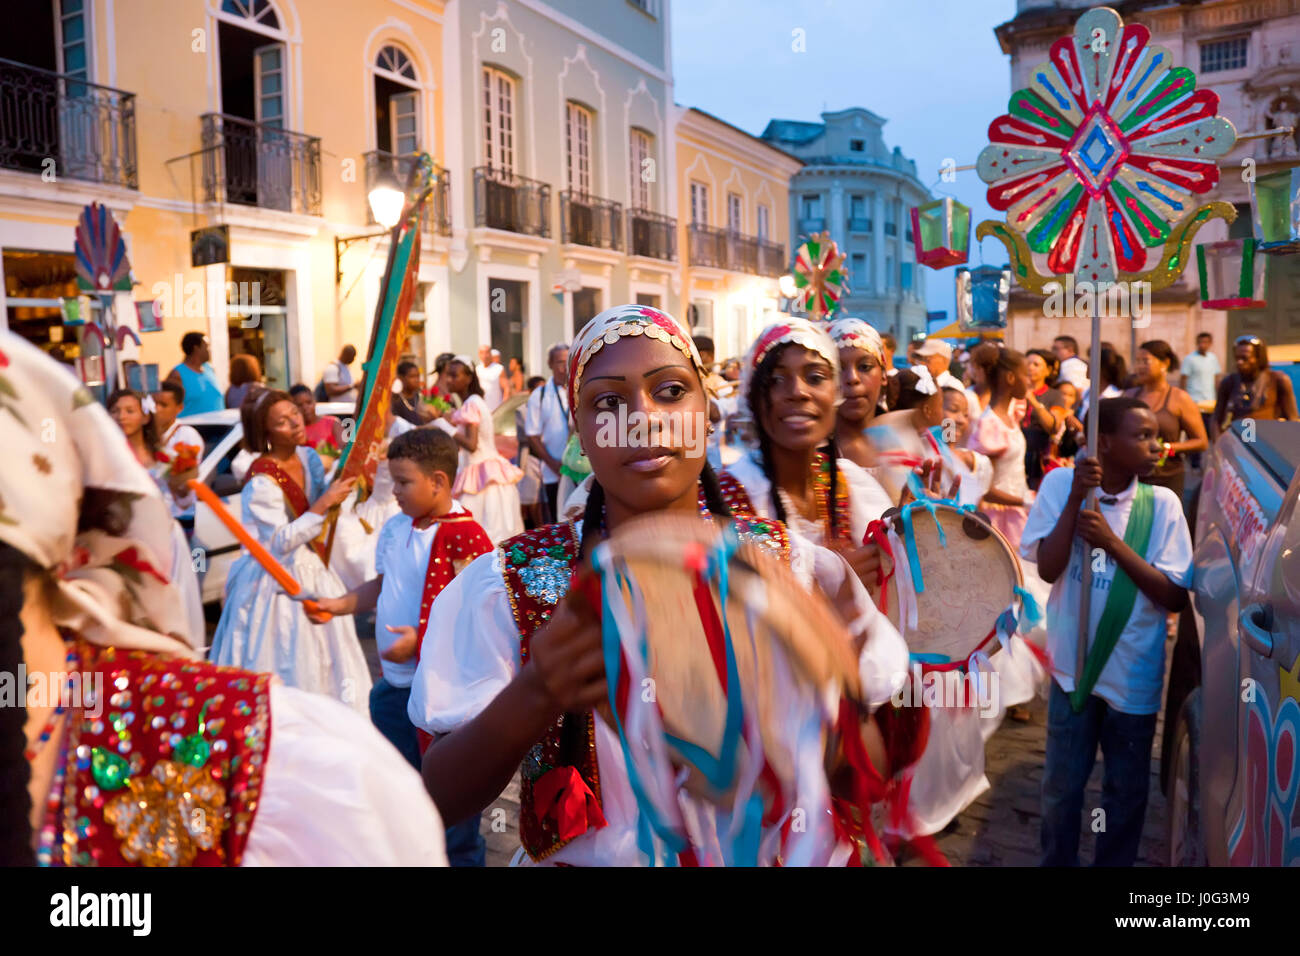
top-left (182, 403), bottom-right (355, 605)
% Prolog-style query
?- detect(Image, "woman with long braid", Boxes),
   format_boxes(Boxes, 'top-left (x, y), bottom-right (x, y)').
top-left (724, 318), bottom-right (893, 589)
top-left (0, 333), bottom-right (446, 867)
top-left (409, 305), bottom-right (907, 865)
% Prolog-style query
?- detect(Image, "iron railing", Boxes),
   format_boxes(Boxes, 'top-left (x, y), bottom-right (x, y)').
top-left (688, 223), bottom-right (727, 268)
top-left (560, 191), bottom-right (622, 250)
top-left (0, 57), bottom-right (137, 187)
top-left (627, 208), bottom-right (676, 261)
top-left (364, 150), bottom-right (451, 235)
top-left (473, 166), bottom-right (551, 237)
top-left (201, 113), bottom-right (321, 216)
top-left (757, 238), bottom-right (786, 277)
top-left (727, 231), bottom-right (758, 274)
top-left (847, 216), bottom-right (872, 233)
top-left (884, 221), bottom-right (898, 237)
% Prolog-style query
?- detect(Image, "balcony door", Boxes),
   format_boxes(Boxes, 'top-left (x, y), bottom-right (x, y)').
top-left (254, 43), bottom-right (290, 211)
top-left (55, 0), bottom-right (102, 183)
top-left (487, 279), bottom-right (525, 366)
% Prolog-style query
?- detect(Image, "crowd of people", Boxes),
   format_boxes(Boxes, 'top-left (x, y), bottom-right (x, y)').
top-left (6, 307), bottom-right (1296, 869)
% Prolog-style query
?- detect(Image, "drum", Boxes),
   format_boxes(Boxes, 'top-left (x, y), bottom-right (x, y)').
top-left (576, 511), bottom-right (861, 863)
top-left (880, 501), bottom-right (1024, 665)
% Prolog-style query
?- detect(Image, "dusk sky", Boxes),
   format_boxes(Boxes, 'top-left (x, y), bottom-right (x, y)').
top-left (671, 0), bottom-right (1020, 322)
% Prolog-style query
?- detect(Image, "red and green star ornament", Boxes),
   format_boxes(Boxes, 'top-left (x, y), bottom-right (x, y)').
top-left (793, 231), bottom-right (849, 320)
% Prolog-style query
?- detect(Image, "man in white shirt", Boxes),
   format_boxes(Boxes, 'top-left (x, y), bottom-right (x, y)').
top-left (1052, 335), bottom-right (1090, 393)
top-left (475, 345), bottom-right (506, 410)
top-left (322, 344), bottom-right (360, 404)
top-left (915, 338), bottom-right (964, 391)
top-left (1020, 396), bottom-right (1192, 866)
top-left (1180, 331), bottom-right (1221, 465)
top-left (151, 381), bottom-right (204, 526)
top-left (524, 342), bottom-right (571, 522)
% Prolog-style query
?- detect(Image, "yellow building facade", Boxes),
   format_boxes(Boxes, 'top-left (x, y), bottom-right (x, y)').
top-left (675, 107), bottom-right (803, 362)
top-left (0, 0), bottom-right (449, 391)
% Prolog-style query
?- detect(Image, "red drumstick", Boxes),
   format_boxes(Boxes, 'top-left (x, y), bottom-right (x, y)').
top-left (188, 479), bottom-right (332, 622)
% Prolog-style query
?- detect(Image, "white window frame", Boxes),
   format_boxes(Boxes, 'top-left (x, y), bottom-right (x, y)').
top-left (727, 193), bottom-right (743, 234)
top-left (690, 181), bottom-right (709, 225)
top-left (566, 101), bottom-right (593, 195)
top-left (56, 0), bottom-right (91, 81)
top-left (629, 127), bottom-right (653, 210)
top-left (482, 65), bottom-right (517, 174)
top-left (1200, 36), bottom-right (1248, 73)
top-left (757, 204), bottom-right (770, 240)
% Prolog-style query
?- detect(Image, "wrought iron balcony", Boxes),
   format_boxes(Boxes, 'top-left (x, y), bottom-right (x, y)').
top-left (688, 223), bottom-right (726, 268)
top-left (561, 191), bottom-right (622, 251)
top-left (201, 113), bottom-right (321, 216)
top-left (0, 57), bottom-right (137, 188)
top-left (757, 238), bottom-right (786, 277)
top-left (884, 221), bottom-right (898, 237)
top-left (847, 216), bottom-right (872, 233)
top-left (473, 166), bottom-right (551, 237)
top-left (364, 150), bottom-right (451, 235)
top-left (726, 231), bottom-right (758, 274)
top-left (627, 208), bottom-right (676, 261)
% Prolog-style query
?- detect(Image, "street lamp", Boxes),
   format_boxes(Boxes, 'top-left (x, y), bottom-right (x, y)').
top-left (778, 273), bottom-right (797, 299)
top-left (336, 168), bottom-right (408, 285)
top-left (367, 168), bottom-right (406, 229)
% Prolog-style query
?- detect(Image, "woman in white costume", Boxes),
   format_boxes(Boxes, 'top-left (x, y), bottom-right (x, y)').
top-left (0, 334), bottom-right (445, 867)
top-left (409, 306), bottom-right (906, 866)
top-left (210, 390), bottom-right (371, 713)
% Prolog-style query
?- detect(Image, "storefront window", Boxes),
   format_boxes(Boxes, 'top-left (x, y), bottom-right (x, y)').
top-left (226, 266), bottom-right (290, 390)
top-left (3, 249), bottom-right (101, 369)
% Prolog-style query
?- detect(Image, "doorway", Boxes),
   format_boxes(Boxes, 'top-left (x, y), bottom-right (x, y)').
top-left (573, 287), bottom-right (601, 330)
top-left (488, 278), bottom-right (525, 368)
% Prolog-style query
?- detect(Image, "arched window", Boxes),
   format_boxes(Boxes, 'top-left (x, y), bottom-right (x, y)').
top-left (220, 0), bottom-right (281, 30)
top-left (373, 44), bottom-right (420, 156)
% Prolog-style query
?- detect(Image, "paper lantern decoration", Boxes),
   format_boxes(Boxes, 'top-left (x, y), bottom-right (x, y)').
top-left (911, 198), bottom-right (970, 269)
top-left (792, 231), bottom-right (849, 320)
top-left (1197, 239), bottom-right (1266, 309)
top-left (956, 265), bottom-right (1011, 331)
top-left (1250, 166), bottom-right (1300, 253)
top-left (975, 5), bottom-right (1236, 294)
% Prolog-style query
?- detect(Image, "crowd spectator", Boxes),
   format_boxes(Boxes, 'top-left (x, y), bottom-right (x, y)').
top-left (1123, 340), bottom-right (1207, 500)
top-left (290, 383), bottom-right (343, 448)
top-left (322, 345), bottom-right (360, 404)
top-left (1180, 331), bottom-right (1220, 467)
top-left (165, 332), bottom-right (224, 415)
top-left (226, 353), bottom-right (263, 409)
top-left (523, 342), bottom-right (571, 522)
top-left (1052, 335), bottom-right (1089, 393)
top-left (476, 345), bottom-right (506, 409)
top-left (1214, 334), bottom-right (1298, 431)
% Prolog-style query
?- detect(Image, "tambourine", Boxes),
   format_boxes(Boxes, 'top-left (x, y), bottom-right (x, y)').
top-left (576, 511), bottom-right (862, 864)
top-left (879, 501), bottom-right (1023, 666)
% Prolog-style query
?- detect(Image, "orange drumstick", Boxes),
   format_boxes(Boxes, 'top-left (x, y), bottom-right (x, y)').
top-left (188, 479), bottom-right (332, 622)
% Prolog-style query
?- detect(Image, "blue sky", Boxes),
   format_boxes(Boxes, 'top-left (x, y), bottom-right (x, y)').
top-left (671, 0), bottom-right (1020, 320)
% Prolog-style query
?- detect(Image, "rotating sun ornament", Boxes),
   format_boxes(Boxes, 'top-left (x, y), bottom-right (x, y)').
top-left (791, 231), bottom-right (849, 320)
top-left (976, 5), bottom-right (1238, 294)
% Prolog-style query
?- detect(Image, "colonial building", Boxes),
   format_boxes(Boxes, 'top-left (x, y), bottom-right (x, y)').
top-left (439, 0), bottom-right (677, 375)
top-left (762, 108), bottom-right (931, 344)
top-left (676, 107), bottom-right (802, 362)
top-left (994, 0), bottom-right (1300, 363)
top-left (0, 0), bottom-right (452, 390)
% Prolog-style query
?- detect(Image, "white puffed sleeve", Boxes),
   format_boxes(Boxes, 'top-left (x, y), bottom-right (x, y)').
top-left (408, 551), bottom-right (523, 734)
top-left (241, 474), bottom-right (326, 559)
top-left (838, 458), bottom-right (894, 540)
top-left (242, 684), bottom-right (447, 866)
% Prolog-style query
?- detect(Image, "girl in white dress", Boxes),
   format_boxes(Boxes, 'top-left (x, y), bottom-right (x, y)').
top-left (210, 390), bottom-right (372, 713)
top-left (437, 356), bottom-right (524, 545)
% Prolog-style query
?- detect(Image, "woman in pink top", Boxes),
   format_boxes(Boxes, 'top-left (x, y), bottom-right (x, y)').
top-left (966, 343), bottom-right (1033, 549)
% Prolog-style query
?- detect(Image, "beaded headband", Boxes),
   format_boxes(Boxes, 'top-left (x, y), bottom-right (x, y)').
top-left (567, 304), bottom-right (706, 424)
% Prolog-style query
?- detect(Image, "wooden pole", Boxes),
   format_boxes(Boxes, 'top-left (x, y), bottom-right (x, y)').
top-left (1075, 308), bottom-right (1103, 684)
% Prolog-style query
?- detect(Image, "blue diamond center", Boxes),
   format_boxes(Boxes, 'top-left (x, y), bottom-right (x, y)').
top-left (1078, 126), bottom-right (1116, 177)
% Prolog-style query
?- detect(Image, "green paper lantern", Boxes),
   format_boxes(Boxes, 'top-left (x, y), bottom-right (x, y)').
top-left (1250, 166), bottom-right (1300, 252)
top-left (1196, 239), bottom-right (1267, 309)
top-left (911, 198), bottom-right (971, 269)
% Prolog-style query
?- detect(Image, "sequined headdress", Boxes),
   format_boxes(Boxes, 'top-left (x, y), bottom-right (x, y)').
top-left (828, 317), bottom-right (884, 365)
top-left (567, 304), bottom-right (706, 425)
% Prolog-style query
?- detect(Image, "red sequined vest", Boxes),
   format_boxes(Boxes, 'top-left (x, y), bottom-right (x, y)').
top-left (40, 642), bottom-right (272, 867)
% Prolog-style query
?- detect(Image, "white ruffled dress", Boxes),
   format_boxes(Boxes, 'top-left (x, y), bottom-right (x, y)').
top-left (209, 446), bottom-right (372, 713)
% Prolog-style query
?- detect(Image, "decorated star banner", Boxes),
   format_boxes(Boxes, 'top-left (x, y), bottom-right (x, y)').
top-left (975, 5), bottom-right (1237, 293)
top-left (792, 231), bottom-right (848, 320)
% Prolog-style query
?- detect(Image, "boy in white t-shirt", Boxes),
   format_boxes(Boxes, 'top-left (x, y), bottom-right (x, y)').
top-left (1020, 397), bottom-right (1193, 866)
top-left (311, 428), bottom-right (493, 865)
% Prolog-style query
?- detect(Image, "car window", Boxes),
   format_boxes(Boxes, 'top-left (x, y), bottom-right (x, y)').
top-left (191, 423), bottom-right (232, 460)
top-left (207, 438), bottom-right (245, 498)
